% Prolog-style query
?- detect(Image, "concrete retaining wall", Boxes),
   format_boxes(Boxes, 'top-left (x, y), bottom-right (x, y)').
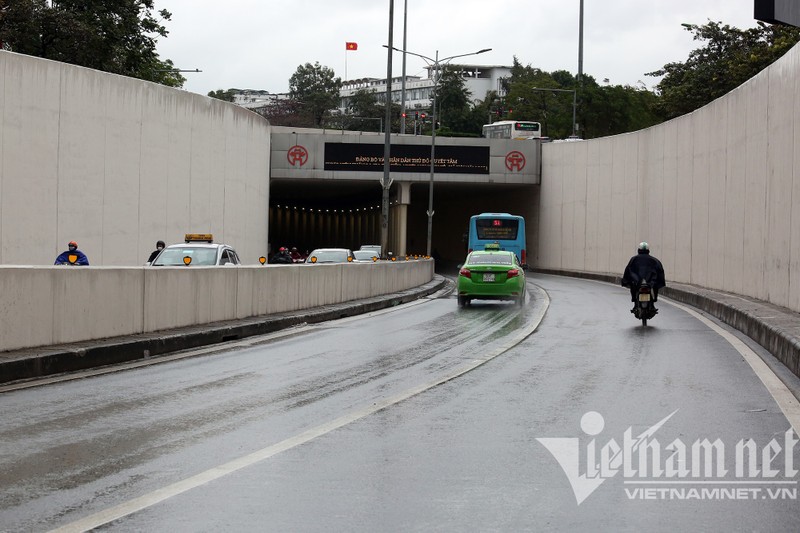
top-left (0, 261), bottom-right (434, 353)
top-left (0, 51), bottom-right (270, 267)
top-left (537, 43), bottom-right (800, 313)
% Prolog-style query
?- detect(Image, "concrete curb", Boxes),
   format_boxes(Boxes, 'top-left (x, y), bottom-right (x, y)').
top-left (0, 276), bottom-right (450, 385)
top-left (533, 268), bottom-right (800, 380)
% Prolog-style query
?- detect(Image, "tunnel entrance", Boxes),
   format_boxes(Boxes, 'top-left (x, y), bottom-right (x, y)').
top-left (268, 179), bottom-right (539, 265)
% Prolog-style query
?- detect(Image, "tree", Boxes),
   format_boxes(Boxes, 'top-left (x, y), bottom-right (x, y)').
top-left (434, 65), bottom-right (484, 137)
top-left (648, 20), bottom-right (800, 119)
top-left (289, 62), bottom-right (342, 127)
top-left (343, 88), bottom-right (384, 132)
top-left (502, 59), bottom-right (573, 137)
top-left (0, 0), bottom-right (184, 87)
top-left (208, 89), bottom-right (237, 102)
top-left (579, 80), bottom-right (663, 138)
top-left (500, 57), bottom-right (662, 139)
top-left (252, 99), bottom-right (311, 128)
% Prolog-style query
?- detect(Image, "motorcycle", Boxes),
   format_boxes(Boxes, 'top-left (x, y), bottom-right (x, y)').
top-left (633, 280), bottom-right (658, 326)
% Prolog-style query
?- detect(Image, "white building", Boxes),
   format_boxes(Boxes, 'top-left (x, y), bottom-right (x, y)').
top-left (233, 90), bottom-right (291, 111)
top-left (339, 64), bottom-right (511, 113)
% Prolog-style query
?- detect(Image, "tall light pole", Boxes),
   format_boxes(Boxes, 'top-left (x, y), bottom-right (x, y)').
top-left (578, 0), bottom-right (584, 85)
top-left (399, 0), bottom-right (408, 135)
top-left (381, 0), bottom-right (395, 259)
top-left (384, 45), bottom-right (491, 256)
top-left (577, 0), bottom-right (584, 136)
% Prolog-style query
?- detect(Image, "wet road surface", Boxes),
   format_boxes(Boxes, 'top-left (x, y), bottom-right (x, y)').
top-left (1, 274), bottom-right (799, 531)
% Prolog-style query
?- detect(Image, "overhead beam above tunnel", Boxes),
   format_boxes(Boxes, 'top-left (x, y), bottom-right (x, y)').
top-left (755, 0), bottom-right (800, 26)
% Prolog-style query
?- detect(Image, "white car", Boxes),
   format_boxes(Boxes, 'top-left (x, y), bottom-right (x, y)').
top-left (148, 234), bottom-right (241, 266)
top-left (305, 248), bottom-right (355, 264)
top-left (358, 244), bottom-right (382, 257)
top-left (353, 250), bottom-right (380, 263)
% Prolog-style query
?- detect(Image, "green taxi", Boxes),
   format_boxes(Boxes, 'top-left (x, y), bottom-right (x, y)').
top-left (457, 244), bottom-right (526, 307)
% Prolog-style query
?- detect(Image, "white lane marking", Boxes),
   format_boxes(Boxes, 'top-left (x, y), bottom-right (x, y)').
top-left (50, 286), bottom-right (549, 533)
top-left (664, 299), bottom-right (800, 433)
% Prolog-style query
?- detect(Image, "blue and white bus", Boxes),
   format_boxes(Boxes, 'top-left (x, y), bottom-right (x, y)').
top-left (467, 213), bottom-right (527, 266)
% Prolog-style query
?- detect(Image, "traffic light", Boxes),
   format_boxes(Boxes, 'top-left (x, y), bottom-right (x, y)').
top-left (401, 112), bottom-right (406, 118)
top-left (415, 111), bottom-right (419, 120)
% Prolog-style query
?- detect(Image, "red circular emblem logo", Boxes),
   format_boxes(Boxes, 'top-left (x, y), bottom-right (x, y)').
top-left (505, 151), bottom-right (526, 171)
top-left (287, 145), bottom-right (309, 167)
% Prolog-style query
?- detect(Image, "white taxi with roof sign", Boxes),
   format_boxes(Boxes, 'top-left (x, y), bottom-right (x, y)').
top-left (148, 234), bottom-right (241, 266)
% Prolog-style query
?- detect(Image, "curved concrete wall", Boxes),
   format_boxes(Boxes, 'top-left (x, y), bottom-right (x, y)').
top-left (0, 51), bottom-right (270, 266)
top-left (0, 261), bottom-right (434, 352)
top-left (538, 43), bottom-right (800, 313)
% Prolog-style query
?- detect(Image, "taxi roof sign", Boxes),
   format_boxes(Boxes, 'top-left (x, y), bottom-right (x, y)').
top-left (185, 233), bottom-right (213, 243)
top-left (484, 242), bottom-right (501, 251)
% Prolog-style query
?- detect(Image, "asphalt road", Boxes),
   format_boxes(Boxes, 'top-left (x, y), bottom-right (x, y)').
top-left (1, 274), bottom-right (798, 532)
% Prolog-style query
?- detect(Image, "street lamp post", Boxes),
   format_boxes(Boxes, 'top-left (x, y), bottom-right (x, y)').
top-left (400, 0), bottom-right (408, 135)
top-left (578, 0), bottom-right (584, 86)
top-left (576, 0), bottom-right (584, 136)
top-left (384, 45), bottom-right (491, 256)
top-left (381, 0), bottom-right (395, 260)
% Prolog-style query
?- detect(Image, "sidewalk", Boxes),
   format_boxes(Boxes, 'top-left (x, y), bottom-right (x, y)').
top-left (0, 276), bottom-right (450, 385)
top-left (534, 269), bottom-right (800, 384)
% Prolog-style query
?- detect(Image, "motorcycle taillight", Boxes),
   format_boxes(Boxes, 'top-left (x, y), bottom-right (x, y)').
top-left (639, 286), bottom-right (651, 293)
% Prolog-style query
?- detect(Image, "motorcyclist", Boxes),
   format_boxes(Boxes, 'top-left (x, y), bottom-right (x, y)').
top-left (54, 241), bottom-right (90, 265)
top-left (289, 247), bottom-right (303, 262)
top-left (621, 242), bottom-right (665, 311)
top-left (271, 246), bottom-right (293, 264)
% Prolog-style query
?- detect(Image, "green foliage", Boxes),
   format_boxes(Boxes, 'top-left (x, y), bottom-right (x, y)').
top-left (499, 57), bottom-right (662, 139)
top-left (253, 99), bottom-right (311, 128)
top-left (648, 21), bottom-right (800, 119)
top-left (579, 81), bottom-right (663, 138)
top-left (207, 89), bottom-right (237, 102)
top-left (347, 88), bottom-right (381, 117)
top-left (0, 0), bottom-right (184, 87)
top-left (342, 88), bottom-right (385, 131)
top-left (289, 62), bottom-right (342, 127)
top-left (434, 65), bottom-right (472, 133)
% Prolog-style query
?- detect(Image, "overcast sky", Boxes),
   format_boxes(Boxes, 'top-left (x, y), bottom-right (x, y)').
top-left (153, 0), bottom-right (761, 97)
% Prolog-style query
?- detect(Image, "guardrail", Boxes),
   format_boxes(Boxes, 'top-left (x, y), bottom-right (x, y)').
top-left (0, 261), bottom-right (434, 353)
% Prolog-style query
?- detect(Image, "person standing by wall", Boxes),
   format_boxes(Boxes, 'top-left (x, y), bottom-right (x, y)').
top-left (147, 240), bottom-right (166, 263)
